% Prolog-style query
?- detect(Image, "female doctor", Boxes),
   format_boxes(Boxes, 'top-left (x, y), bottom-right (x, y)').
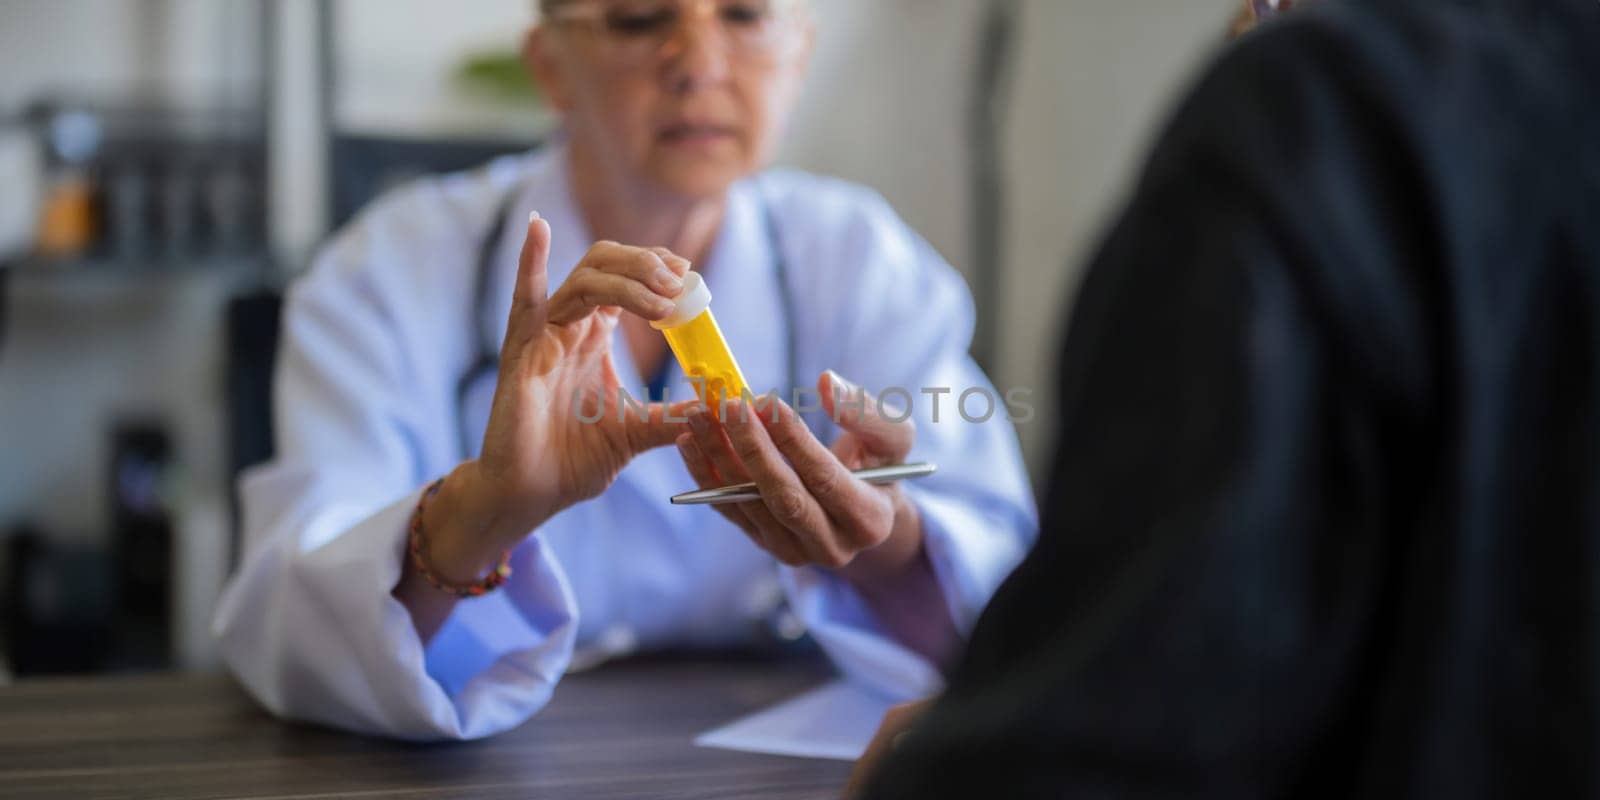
top-left (214, 0), bottom-right (1036, 740)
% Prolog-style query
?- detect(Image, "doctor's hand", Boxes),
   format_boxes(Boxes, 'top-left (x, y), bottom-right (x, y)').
top-left (416, 213), bottom-right (696, 587)
top-left (676, 371), bottom-right (926, 581)
top-left (676, 371), bottom-right (957, 662)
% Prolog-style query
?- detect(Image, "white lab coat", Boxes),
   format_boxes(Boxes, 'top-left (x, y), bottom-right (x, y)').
top-left (213, 143), bottom-right (1037, 741)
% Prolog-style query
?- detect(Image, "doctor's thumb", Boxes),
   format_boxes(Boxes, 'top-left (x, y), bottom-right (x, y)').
top-left (821, 370), bottom-right (915, 457)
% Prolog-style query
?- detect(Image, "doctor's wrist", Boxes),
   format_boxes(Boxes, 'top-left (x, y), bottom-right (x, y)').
top-left (422, 462), bottom-right (545, 580)
top-left (838, 489), bottom-right (925, 586)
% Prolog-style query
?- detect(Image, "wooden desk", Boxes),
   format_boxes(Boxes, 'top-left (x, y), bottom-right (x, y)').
top-left (0, 657), bottom-right (853, 799)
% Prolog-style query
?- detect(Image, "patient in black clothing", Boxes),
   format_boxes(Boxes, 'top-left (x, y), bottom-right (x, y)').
top-left (859, 0), bottom-right (1600, 797)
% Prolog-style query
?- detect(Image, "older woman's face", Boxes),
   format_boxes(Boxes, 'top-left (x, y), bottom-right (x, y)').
top-left (530, 0), bottom-right (812, 199)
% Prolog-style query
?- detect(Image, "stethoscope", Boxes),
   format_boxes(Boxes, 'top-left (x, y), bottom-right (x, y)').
top-left (454, 179), bottom-right (803, 460)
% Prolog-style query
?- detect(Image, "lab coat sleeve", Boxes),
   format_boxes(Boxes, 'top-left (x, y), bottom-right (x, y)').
top-left (212, 201), bottom-right (579, 741)
top-left (776, 190), bottom-right (1039, 702)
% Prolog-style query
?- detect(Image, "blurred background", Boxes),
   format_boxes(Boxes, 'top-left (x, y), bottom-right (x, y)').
top-left (0, 0), bottom-right (1237, 679)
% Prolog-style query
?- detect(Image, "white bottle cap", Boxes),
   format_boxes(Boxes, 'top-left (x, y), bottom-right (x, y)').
top-left (649, 270), bottom-right (712, 330)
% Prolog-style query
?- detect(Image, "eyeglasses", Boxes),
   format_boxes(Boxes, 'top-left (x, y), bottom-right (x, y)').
top-left (546, 0), bottom-right (803, 67)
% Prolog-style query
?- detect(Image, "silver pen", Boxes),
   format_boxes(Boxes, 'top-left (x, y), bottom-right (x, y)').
top-left (670, 462), bottom-right (939, 505)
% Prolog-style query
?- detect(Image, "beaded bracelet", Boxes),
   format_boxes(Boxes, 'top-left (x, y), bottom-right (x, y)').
top-left (407, 477), bottom-right (513, 597)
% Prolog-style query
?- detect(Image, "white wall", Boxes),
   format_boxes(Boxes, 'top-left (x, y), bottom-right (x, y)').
top-left (779, 0), bottom-right (986, 278)
top-left (335, 0), bottom-right (543, 137)
top-left (999, 0), bottom-right (1235, 474)
top-left (0, 0), bottom-right (261, 108)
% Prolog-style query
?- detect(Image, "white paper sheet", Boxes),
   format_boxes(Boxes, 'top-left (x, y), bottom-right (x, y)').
top-left (694, 680), bottom-right (894, 761)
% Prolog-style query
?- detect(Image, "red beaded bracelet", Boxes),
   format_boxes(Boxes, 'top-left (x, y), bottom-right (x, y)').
top-left (407, 477), bottom-right (513, 598)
